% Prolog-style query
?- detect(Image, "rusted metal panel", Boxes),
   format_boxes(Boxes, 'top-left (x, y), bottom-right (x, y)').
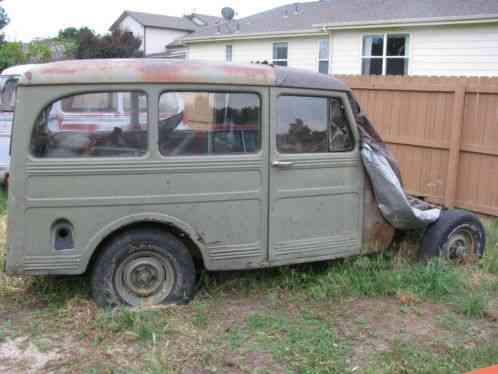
top-left (362, 179), bottom-right (396, 252)
top-left (19, 59), bottom-right (351, 93)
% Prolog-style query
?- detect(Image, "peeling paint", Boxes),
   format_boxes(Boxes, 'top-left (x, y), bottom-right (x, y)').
top-left (18, 59), bottom-right (350, 92)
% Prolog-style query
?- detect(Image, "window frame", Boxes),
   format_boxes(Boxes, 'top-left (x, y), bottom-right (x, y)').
top-left (225, 45), bottom-right (232, 63)
top-left (29, 89), bottom-right (150, 160)
top-left (275, 93), bottom-right (356, 155)
top-left (272, 42), bottom-right (288, 67)
top-left (361, 33), bottom-right (410, 75)
top-left (318, 39), bottom-right (330, 74)
top-left (157, 89), bottom-right (264, 157)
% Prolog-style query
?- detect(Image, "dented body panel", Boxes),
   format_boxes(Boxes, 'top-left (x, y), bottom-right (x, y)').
top-left (6, 60), bottom-right (391, 276)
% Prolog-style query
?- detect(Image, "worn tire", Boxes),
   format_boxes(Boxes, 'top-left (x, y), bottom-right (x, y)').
top-left (91, 228), bottom-right (196, 307)
top-left (419, 209), bottom-right (486, 263)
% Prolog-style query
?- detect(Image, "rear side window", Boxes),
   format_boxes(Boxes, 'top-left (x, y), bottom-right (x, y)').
top-left (31, 91), bottom-right (148, 158)
top-left (158, 92), bottom-right (260, 156)
top-left (277, 95), bottom-right (354, 153)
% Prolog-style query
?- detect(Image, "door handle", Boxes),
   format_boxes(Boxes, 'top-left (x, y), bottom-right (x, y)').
top-left (272, 160), bottom-right (295, 168)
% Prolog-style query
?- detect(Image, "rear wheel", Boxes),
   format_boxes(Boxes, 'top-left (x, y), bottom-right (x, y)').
top-left (419, 209), bottom-right (486, 263)
top-left (91, 228), bottom-right (196, 307)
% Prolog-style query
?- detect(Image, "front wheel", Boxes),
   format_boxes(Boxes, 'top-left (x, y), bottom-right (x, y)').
top-left (91, 228), bottom-right (196, 307)
top-left (419, 209), bottom-right (486, 263)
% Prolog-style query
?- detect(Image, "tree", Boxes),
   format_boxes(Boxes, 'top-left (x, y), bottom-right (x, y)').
top-left (0, 6), bottom-right (9, 32)
top-left (58, 27), bottom-right (143, 60)
top-left (0, 42), bottom-right (27, 70)
top-left (0, 6), bottom-right (10, 44)
top-left (26, 40), bottom-right (52, 63)
top-left (75, 29), bottom-right (143, 59)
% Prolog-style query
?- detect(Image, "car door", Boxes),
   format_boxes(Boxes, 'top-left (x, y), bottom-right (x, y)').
top-left (269, 88), bottom-right (364, 265)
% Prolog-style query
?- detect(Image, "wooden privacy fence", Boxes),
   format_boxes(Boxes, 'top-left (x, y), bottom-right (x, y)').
top-left (337, 75), bottom-right (498, 217)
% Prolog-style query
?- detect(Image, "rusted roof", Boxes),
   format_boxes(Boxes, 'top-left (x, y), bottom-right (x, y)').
top-left (19, 59), bottom-right (350, 92)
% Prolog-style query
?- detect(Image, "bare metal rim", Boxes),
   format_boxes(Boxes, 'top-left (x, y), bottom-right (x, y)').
top-left (114, 249), bottom-right (176, 306)
top-left (442, 225), bottom-right (478, 263)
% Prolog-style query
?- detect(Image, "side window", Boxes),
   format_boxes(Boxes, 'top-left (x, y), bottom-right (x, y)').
top-left (31, 91), bottom-right (148, 158)
top-left (158, 92), bottom-right (261, 156)
top-left (276, 95), bottom-right (354, 153)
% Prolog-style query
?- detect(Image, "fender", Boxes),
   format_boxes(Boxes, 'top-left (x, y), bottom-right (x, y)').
top-left (80, 212), bottom-right (208, 271)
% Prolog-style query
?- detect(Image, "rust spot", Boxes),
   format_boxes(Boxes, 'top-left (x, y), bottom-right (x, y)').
top-left (363, 180), bottom-right (395, 252)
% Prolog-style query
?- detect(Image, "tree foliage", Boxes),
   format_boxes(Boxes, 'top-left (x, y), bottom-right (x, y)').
top-left (0, 42), bottom-right (26, 70)
top-left (58, 27), bottom-right (143, 59)
top-left (0, 6), bottom-right (9, 31)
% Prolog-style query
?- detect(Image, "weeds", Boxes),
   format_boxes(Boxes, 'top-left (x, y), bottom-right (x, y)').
top-left (93, 308), bottom-right (169, 343)
top-left (455, 291), bottom-right (489, 319)
top-left (244, 312), bottom-right (348, 373)
top-left (366, 339), bottom-right (498, 374)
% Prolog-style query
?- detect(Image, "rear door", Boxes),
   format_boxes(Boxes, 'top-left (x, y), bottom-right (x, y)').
top-left (269, 88), bottom-right (364, 265)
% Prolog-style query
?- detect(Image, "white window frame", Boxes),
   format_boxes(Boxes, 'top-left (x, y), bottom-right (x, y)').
top-left (225, 45), bottom-right (232, 63)
top-left (318, 39), bottom-right (330, 74)
top-left (361, 33), bottom-right (410, 75)
top-left (272, 42), bottom-right (288, 66)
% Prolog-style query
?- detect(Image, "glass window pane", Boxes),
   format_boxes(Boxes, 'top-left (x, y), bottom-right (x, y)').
top-left (61, 93), bottom-right (117, 112)
top-left (0, 76), bottom-right (19, 108)
top-left (319, 39), bottom-right (329, 60)
top-left (273, 42), bottom-right (288, 60)
top-left (387, 35), bottom-right (407, 56)
top-left (319, 60), bottom-right (329, 74)
top-left (277, 96), bottom-right (328, 153)
top-left (31, 92), bottom-right (148, 158)
top-left (225, 45), bottom-right (232, 62)
top-left (362, 58), bottom-right (383, 75)
top-left (158, 92), bottom-right (260, 156)
top-left (386, 58), bottom-right (408, 75)
top-left (329, 98), bottom-right (354, 152)
top-left (273, 60), bottom-right (288, 67)
top-left (362, 35), bottom-right (383, 56)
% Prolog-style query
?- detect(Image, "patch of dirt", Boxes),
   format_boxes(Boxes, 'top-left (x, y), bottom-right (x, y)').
top-left (324, 297), bottom-right (498, 369)
top-left (0, 337), bottom-right (60, 374)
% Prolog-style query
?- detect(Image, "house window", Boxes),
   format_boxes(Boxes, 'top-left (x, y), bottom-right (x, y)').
top-left (361, 34), bottom-right (409, 75)
top-left (318, 39), bottom-right (329, 74)
top-left (225, 45), bottom-right (232, 63)
top-left (273, 42), bottom-right (288, 66)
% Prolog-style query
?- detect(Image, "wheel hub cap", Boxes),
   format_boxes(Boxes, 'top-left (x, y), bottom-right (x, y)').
top-left (114, 250), bottom-right (176, 306)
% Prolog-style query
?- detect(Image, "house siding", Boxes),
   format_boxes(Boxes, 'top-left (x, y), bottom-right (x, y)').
top-left (145, 27), bottom-right (189, 55)
top-left (118, 16), bottom-right (145, 51)
top-left (188, 36), bottom-right (328, 73)
top-left (331, 24), bottom-right (498, 76)
top-left (187, 24), bottom-right (498, 77)
top-left (410, 24), bottom-right (498, 76)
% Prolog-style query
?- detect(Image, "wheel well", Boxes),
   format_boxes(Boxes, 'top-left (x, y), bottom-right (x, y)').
top-left (86, 221), bottom-right (205, 274)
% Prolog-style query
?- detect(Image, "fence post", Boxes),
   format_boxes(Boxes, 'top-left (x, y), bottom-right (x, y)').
top-left (444, 83), bottom-right (466, 208)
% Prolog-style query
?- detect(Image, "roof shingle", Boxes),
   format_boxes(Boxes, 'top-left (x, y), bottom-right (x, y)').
top-left (183, 0), bottom-right (498, 39)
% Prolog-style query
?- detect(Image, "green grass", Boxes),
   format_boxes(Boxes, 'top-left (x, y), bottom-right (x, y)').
top-left (0, 189), bottom-right (6, 216)
top-left (0, 207), bottom-right (497, 373)
top-left (245, 312), bottom-right (349, 373)
top-left (482, 219), bottom-right (498, 274)
top-left (365, 339), bottom-right (498, 374)
top-left (200, 255), bottom-right (465, 304)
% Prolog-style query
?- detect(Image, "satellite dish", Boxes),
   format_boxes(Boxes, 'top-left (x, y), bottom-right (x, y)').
top-left (221, 7), bottom-right (235, 21)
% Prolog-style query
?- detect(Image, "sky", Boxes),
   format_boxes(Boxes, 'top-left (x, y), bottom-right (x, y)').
top-left (2, 0), bottom-right (294, 42)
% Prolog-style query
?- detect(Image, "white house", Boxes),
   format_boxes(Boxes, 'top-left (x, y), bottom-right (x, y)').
top-left (179, 1), bottom-right (498, 77)
top-left (110, 11), bottom-right (222, 58)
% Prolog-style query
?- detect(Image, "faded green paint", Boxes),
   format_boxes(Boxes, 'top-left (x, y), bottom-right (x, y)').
top-left (5, 60), bottom-right (392, 276)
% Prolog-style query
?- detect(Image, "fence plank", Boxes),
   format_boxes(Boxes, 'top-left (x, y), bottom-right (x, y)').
top-left (444, 84), bottom-right (467, 208)
top-left (340, 75), bottom-right (498, 216)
